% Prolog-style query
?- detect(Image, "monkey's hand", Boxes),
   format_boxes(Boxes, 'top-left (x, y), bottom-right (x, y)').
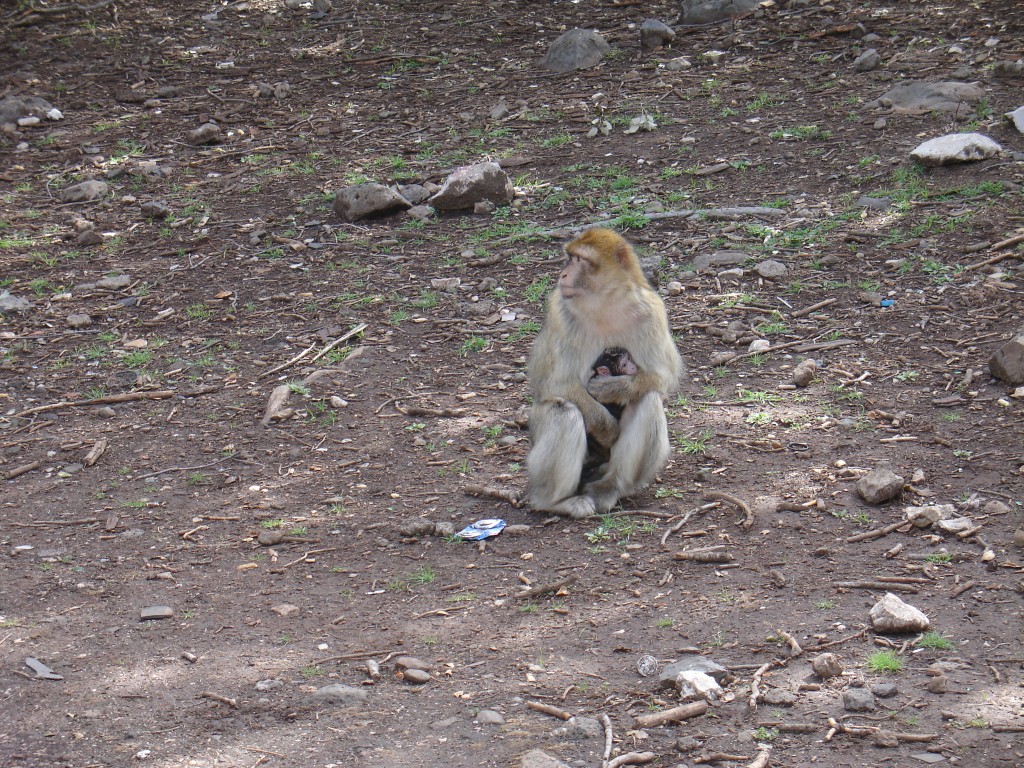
top-left (586, 373), bottom-right (638, 405)
top-left (587, 413), bottom-right (620, 447)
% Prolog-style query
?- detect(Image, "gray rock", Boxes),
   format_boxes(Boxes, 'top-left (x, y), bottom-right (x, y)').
top-left (189, 122), bottom-right (221, 145)
top-left (397, 184), bottom-right (430, 205)
top-left (665, 57), bottom-right (692, 71)
top-left (858, 195), bottom-right (892, 210)
top-left (0, 291), bottom-right (32, 315)
top-left (935, 516), bottom-right (974, 534)
top-left (402, 668), bottom-right (431, 684)
top-left (792, 359), bottom-right (817, 387)
top-left (856, 465), bottom-right (904, 505)
top-left (0, 95), bottom-right (56, 124)
top-left (429, 162), bottom-right (514, 211)
top-left (140, 605), bottom-right (173, 620)
top-left (302, 683), bottom-right (368, 708)
top-left (521, 750), bottom-right (571, 768)
top-left (910, 133), bottom-right (1001, 166)
top-left (676, 735), bottom-right (701, 753)
top-left (540, 28), bottom-right (610, 73)
top-left (640, 19), bottom-right (675, 51)
top-left (843, 687), bottom-right (876, 712)
top-left (870, 592), bottom-right (930, 634)
top-left (405, 204), bottom-right (435, 221)
top-left (398, 518), bottom-right (436, 537)
top-left (994, 60), bottom-right (1024, 77)
top-left (1006, 106), bottom-right (1024, 134)
top-left (681, 0), bottom-right (758, 25)
top-left (552, 715), bottom-right (603, 740)
top-left (476, 709), bottom-right (505, 725)
top-left (333, 183), bottom-right (411, 221)
top-left (990, 330), bottom-right (1024, 384)
top-left (754, 259), bottom-right (787, 279)
top-left (489, 100), bottom-right (509, 120)
top-left (433, 521), bottom-right (456, 538)
top-left (25, 657), bottom-right (63, 681)
top-left (906, 504), bottom-right (956, 528)
top-left (865, 81), bottom-right (985, 115)
top-left (76, 230), bottom-right (103, 246)
top-left (141, 200), bottom-right (172, 219)
top-left (255, 679), bottom-right (283, 691)
top-left (270, 603), bottom-right (299, 617)
top-left (676, 669), bottom-right (722, 701)
top-left (96, 274), bottom-right (131, 290)
top-left (762, 688), bottom-right (797, 706)
top-left (659, 657), bottom-right (729, 689)
top-left (812, 652), bottom-right (843, 679)
top-left (394, 655), bottom-right (432, 671)
top-left (871, 682), bottom-right (898, 698)
top-left (853, 48), bottom-right (881, 72)
top-left (60, 180), bottom-right (108, 203)
top-left (693, 250), bottom-right (749, 271)
top-left (67, 313), bottom-right (92, 329)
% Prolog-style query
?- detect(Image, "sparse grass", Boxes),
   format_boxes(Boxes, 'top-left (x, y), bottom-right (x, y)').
top-left (676, 428), bottom-right (714, 455)
top-left (525, 275), bottom-right (552, 303)
top-left (770, 125), bottom-right (831, 141)
top-left (753, 726), bottom-right (779, 742)
top-left (410, 566), bottom-right (436, 585)
top-left (917, 631), bottom-right (953, 651)
top-left (655, 617), bottom-right (674, 628)
top-left (866, 649), bottom-right (903, 674)
top-left (459, 336), bottom-right (487, 356)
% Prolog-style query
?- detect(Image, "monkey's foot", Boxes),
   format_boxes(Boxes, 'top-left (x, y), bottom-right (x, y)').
top-left (543, 495), bottom-right (597, 519)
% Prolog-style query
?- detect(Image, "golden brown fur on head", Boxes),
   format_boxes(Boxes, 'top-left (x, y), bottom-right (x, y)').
top-left (564, 227), bottom-right (648, 289)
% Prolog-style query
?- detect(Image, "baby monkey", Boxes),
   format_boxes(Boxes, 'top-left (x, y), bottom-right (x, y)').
top-left (592, 348), bottom-right (638, 378)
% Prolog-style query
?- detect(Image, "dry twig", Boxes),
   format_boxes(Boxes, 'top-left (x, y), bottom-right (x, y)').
top-left (704, 490), bottom-right (753, 529)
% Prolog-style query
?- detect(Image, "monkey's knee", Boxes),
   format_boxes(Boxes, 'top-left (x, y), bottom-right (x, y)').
top-left (528, 401), bottom-right (588, 509)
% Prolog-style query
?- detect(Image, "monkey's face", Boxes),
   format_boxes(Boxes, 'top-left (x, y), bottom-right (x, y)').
top-left (558, 252), bottom-right (595, 299)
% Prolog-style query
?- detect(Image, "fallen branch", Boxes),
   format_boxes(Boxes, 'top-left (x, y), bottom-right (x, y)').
top-left (660, 502), bottom-right (718, 547)
top-left (835, 581), bottom-right (918, 593)
top-left (704, 490), bottom-right (753, 529)
top-left (777, 629), bottom-right (803, 657)
top-left (526, 701), bottom-right (572, 720)
top-left (4, 460), bottom-right (41, 480)
top-left (694, 753), bottom-right (750, 764)
top-left (515, 574), bottom-right (577, 599)
top-left (271, 548), bottom-right (335, 572)
top-left (401, 405), bottom-right (468, 417)
top-left (10, 517), bottom-right (99, 528)
top-left (200, 691), bottom-right (238, 709)
top-left (464, 483), bottom-right (524, 507)
top-left (12, 386), bottom-right (219, 419)
top-left (749, 661), bottom-right (773, 710)
top-left (606, 752), bottom-right (656, 768)
top-left (308, 323), bottom-right (367, 364)
top-left (746, 747), bottom-right (771, 768)
top-left (634, 700), bottom-right (708, 728)
top-left (135, 453), bottom-right (238, 481)
top-left (600, 713), bottom-right (613, 765)
top-left (791, 298), bottom-right (837, 318)
top-left (846, 520), bottom-right (909, 543)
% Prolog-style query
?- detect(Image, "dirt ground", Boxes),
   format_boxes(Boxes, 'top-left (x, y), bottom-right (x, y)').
top-left (1, 1), bottom-right (1023, 767)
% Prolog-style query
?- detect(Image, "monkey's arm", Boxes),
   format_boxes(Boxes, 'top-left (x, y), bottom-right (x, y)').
top-left (562, 383), bottom-right (621, 446)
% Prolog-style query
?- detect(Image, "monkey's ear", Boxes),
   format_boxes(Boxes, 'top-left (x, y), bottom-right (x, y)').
top-left (614, 241), bottom-right (632, 267)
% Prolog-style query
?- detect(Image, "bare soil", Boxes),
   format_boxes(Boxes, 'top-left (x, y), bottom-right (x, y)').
top-left (1, 1), bottom-right (1023, 767)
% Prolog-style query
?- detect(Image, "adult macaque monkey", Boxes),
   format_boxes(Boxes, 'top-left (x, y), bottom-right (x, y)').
top-left (527, 228), bottom-right (684, 518)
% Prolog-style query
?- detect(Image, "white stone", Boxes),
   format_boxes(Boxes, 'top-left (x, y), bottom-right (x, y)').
top-left (910, 133), bottom-right (1001, 166)
top-left (905, 504), bottom-right (955, 528)
top-left (1006, 106), bottom-right (1024, 134)
top-left (869, 593), bottom-right (930, 634)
